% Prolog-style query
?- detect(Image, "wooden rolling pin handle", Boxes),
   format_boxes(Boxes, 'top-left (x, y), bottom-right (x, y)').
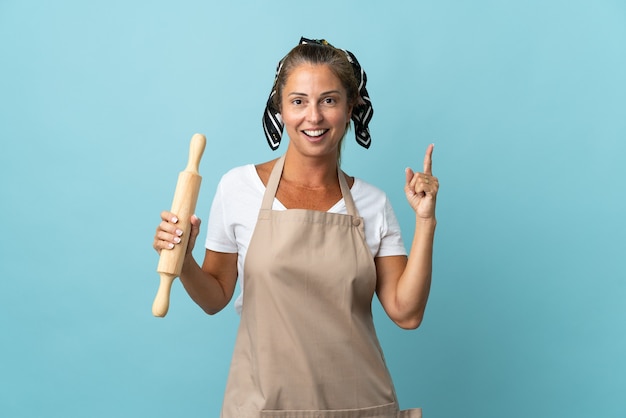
top-left (152, 273), bottom-right (176, 317)
top-left (153, 133), bottom-right (206, 317)
top-left (185, 133), bottom-right (206, 174)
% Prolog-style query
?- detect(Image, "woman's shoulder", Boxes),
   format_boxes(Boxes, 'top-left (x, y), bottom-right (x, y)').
top-left (212, 164), bottom-right (259, 202)
top-left (252, 159), bottom-right (279, 188)
top-left (351, 177), bottom-right (393, 218)
top-left (352, 177), bottom-right (387, 200)
top-left (216, 161), bottom-right (279, 204)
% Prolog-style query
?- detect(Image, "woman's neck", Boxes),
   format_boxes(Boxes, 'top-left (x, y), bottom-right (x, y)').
top-left (282, 150), bottom-right (339, 189)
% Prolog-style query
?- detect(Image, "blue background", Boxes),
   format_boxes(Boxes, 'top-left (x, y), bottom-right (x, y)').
top-left (1, 1), bottom-right (625, 417)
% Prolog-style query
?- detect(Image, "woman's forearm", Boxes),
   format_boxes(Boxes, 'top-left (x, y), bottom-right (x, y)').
top-left (179, 251), bottom-right (238, 315)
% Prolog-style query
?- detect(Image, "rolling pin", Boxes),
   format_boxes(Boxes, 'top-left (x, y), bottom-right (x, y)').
top-left (153, 133), bottom-right (206, 317)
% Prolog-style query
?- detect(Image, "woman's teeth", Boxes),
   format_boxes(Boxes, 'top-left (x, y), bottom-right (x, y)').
top-left (304, 129), bottom-right (327, 137)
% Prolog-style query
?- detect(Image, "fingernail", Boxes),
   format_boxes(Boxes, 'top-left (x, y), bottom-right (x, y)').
top-left (176, 229), bottom-right (183, 236)
top-left (167, 243), bottom-right (174, 249)
top-left (171, 216), bottom-right (178, 223)
top-left (174, 237), bottom-right (181, 244)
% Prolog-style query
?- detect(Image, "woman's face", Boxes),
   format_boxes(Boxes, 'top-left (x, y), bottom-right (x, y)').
top-left (280, 63), bottom-right (352, 160)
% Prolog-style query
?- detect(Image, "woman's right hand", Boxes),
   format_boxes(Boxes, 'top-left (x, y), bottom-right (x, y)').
top-left (153, 211), bottom-right (201, 255)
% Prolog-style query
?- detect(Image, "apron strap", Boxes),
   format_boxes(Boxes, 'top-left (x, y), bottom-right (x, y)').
top-left (261, 154), bottom-right (360, 218)
top-left (338, 167), bottom-right (359, 218)
top-left (261, 154), bottom-right (286, 210)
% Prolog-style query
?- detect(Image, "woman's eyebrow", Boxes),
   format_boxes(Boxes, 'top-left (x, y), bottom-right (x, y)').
top-left (287, 90), bottom-right (342, 96)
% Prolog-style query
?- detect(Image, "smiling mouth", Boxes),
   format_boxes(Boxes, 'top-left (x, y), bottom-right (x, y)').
top-left (303, 129), bottom-right (328, 138)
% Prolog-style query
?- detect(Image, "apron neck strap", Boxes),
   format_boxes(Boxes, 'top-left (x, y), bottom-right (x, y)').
top-left (337, 164), bottom-right (359, 217)
top-left (261, 154), bottom-right (359, 217)
top-left (261, 154), bottom-right (285, 210)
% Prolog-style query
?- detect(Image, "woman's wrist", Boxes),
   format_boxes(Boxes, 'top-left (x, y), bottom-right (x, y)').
top-left (415, 215), bottom-right (437, 228)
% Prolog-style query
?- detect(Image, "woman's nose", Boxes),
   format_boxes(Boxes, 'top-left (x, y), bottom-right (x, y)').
top-left (306, 104), bottom-right (323, 123)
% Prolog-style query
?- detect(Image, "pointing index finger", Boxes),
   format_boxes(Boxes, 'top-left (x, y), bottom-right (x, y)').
top-left (423, 143), bottom-right (434, 175)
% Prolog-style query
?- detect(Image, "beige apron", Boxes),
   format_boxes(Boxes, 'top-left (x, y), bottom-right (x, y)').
top-left (221, 155), bottom-right (422, 418)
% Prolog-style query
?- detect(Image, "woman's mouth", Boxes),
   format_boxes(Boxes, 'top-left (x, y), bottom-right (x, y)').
top-left (303, 129), bottom-right (329, 138)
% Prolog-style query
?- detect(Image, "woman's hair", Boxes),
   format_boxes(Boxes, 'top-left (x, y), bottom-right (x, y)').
top-left (271, 43), bottom-right (361, 114)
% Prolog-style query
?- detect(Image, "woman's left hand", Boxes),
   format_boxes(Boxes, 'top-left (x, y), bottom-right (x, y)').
top-left (405, 144), bottom-right (439, 219)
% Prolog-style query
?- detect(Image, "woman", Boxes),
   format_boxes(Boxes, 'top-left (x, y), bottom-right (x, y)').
top-left (153, 38), bottom-right (438, 418)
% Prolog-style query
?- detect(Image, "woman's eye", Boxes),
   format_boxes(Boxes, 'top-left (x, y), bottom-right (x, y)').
top-left (292, 99), bottom-right (303, 105)
top-left (323, 97), bottom-right (336, 105)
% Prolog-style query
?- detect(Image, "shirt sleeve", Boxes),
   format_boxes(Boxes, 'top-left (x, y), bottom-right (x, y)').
top-left (375, 197), bottom-right (407, 257)
top-left (205, 177), bottom-right (238, 253)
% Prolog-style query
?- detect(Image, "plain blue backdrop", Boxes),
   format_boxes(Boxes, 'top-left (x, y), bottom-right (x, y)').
top-left (1, 1), bottom-right (625, 417)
